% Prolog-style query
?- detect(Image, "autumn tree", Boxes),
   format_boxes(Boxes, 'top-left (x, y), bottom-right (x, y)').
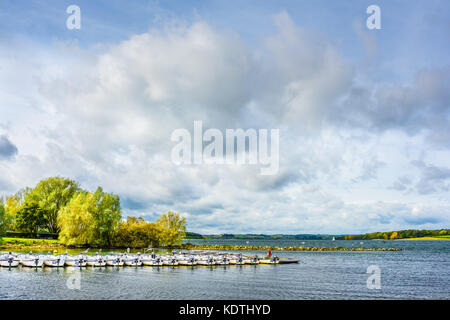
top-left (58, 192), bottom-right (96, 246)
top-left (58, 188), bottom-right (121, 247)
top-left (4, 196), bottom-right (20, 230)
top-left (390, 231), bottom-right (398, 240)
top-left (92, 187), bottom-right (121, 246)
top-left (114, 216), bottom-right (161, 248)
top-left (15, 201), bottom-right (48, 236)
top-left (0, 202), bottom-right (6, 235)
top-left (25, 177), bottom-right (80, 234)
top-left (156, 211), bottom-right (187, 246)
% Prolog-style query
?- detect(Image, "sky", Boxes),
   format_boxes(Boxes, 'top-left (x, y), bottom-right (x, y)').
top-left (0, 0), bottom-right (449, 234)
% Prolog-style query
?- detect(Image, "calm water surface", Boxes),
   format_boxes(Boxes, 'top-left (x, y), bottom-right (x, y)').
top-left (1, 240), bottom-right (449, 300)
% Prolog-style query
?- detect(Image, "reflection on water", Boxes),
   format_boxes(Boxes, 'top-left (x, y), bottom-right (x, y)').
top-left (1, 240), bottom-right (449, 300)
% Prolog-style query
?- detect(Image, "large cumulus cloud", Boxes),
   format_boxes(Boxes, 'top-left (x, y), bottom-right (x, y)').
top-left (0, 12), bottom-right (449, 233)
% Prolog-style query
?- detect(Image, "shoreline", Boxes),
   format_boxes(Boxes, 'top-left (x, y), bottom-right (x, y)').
top-left (0, 243), bottom-right (402, 252)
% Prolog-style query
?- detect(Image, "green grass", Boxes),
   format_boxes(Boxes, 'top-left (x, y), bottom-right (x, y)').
top-left (1, 237), bottom-right (59, 245)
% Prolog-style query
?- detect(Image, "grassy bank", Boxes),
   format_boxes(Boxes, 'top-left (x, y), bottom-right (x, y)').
top-left (396, 236), bottom-right (450, 240)
top-left (0, 237), bottom-right (64, 251)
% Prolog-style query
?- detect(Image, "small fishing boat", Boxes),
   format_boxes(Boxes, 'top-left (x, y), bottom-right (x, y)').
top-left (214, 256), bottom-right (230, 265)
top-left (229, 255), bottom-right (245, 265)
top-left (43, 255), bottom-right (66, 267)
top-left (142, 257), bottom-right (164, 266)
top-left (197, 256), bottom-right (215, 266)
top-left (105, 255), bottom-right (124, 267)
top-left (258, 257), bottom-right (280, 264)
top-left (65, 254), bottom-right (87, 267)
top-left (162, 257), bottom-right (178, 266)
top-left (124, 254), bottom-right (143, 267)
top-left (178, 257), bottom-right (197, 266)
top-left (86, 254), bottom-right (106, 267)
top-left (0, 253), bottom-right (19, 267)
top-left (19, 253), bottom-right (44, 268)
top-left (243, 258), bottom-right (259, 265)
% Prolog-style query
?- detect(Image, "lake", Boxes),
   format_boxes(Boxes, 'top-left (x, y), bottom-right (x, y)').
top-left (1, 240), bottom-right (449, 299)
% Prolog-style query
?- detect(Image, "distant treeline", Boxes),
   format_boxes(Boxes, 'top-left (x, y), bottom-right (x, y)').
top-left (185, 233), bottom-right (341, 240)
top-left (337, 229), bottom-right (450, 240)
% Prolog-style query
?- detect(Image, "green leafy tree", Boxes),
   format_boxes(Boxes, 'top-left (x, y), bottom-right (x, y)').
top-left (58, 192), bottom-right (96, 246)
top-left (114, 216), bottom-right (161, 248)
top-left (92, 187), bottom-right (121, 246)
top-left (58, 188), bottom-right (122, 247)
top-left (4, 196), bottom-right (20, 230)
top-left (156, 211), bottom-right (187, 246)
top-left (0, 202), bottom-right (7, 236)
top-left (15, 201), bottom-right (48, 236)
top-left (26, 177), bottom-right (80, 234)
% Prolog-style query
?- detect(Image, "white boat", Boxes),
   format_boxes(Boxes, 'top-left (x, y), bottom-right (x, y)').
top-left (43, 255), bottom-right (66, 267)
top-left (229, 255), bottom-right (245, 265)
top-left (243, 258), bottom-right (259, 265)
top-left (258, 258), bottom-right (280, 265)
top-left (162, 258), bottom-right (178, 266)
top-left (214, 256), bottom-right (230, 265)
top-left (86, 255), bottom-right (106, 267)
top-left (105, 255), bottom-right (124, 267)
top-left (178, 257), bottom-right (197, 266)
top-left (65, 255), bottom-right (87, 267)
top-left (0, 253), bottom-right (19, 267)
top-left (19, 254), bottom-right (44, 267)
top-left (197, 256), bottom-right (215, 266)
top-left (124, 253), bottom-right (143, 266)
top-left (142, 258), bottom-right (164, 266)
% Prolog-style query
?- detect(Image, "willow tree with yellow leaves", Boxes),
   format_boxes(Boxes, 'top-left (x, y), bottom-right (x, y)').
top-left (58, 188), bottom-right (121, 247)
top-left (156, 211), bottom-right (187, 246)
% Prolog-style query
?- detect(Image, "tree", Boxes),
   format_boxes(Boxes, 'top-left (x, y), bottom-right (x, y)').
top-left (4, 196), bottom-right (20, 230)
top-left (15, 201), bottom-right (48, 236)
top-left (390, 231), bottom-right (398, 240)
top-left (156, 211), bottom-right (187, 246)
top-left (92, 187), bottom-right (121, 247)
top-left (114, 216), bottom-right (161, 248)
top-left (58, 188), bottom-right (122, 247)
top-left (26, 177), bottom-right (80, 233)
top-left (58, 192), bottom-right (96, 246)
top-left (0, 202), bottom-right (7, 236)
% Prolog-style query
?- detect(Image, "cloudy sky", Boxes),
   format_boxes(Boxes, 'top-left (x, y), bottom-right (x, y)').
top-left (0, 0), bottom-right (449, 234)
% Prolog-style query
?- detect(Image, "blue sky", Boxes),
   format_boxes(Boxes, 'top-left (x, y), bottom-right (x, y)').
top-left (0, 1), bottom-right (449, 234)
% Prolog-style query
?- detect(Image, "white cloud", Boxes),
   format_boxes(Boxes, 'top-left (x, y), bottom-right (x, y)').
top-left (0, 13), bottom-right (449, 233)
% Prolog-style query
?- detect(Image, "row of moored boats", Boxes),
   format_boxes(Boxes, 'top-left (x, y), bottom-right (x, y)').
top-left (0, 251), bottom-right (281, 268)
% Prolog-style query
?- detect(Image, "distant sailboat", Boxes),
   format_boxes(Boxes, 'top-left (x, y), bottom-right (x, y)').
top-left (332, 237), bottom-right (335, 241)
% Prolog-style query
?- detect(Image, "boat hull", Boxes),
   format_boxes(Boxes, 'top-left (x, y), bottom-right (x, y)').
top-left (21, 259), bottom-right (44, 267)
top-left (65, 260), bottom-right (87, 267)
top-left (124, 260), bottom-right (142, 267)
top-left (43, 259), bottom-right (65, 267)
top-left (0, 260), bottom-right (19, 267)
top-left (86, 260), bottom-right (106, 267)
top-left (258, 259), bottom-right (279, 264)
top-left (106, 260), bottom-right (124, 266)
